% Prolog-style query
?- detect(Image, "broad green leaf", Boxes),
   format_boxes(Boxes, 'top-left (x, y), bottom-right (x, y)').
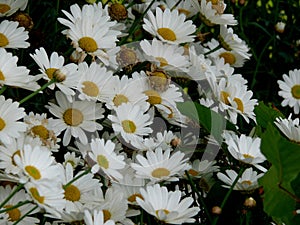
top-left (259, 124), bottom-right (300, 224)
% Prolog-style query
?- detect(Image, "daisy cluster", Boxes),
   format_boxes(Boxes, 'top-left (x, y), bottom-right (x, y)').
top-left (0, 0), bottom-right (298, 225)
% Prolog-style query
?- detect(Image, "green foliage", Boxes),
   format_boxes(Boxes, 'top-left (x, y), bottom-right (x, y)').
top-left (259, 124), bottom-right (300, 225)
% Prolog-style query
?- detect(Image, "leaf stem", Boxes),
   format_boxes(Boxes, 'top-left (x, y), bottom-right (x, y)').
top-left (0, 183), bottom-right (25, 209)
top-left (12, 205), bottom-right (39, 225)
top-left (0, 200), bottom-right (31, 214)
top-left (63, 167), bottom-right (92, 189)
top-left (0, 85), bottom-right (7, 95)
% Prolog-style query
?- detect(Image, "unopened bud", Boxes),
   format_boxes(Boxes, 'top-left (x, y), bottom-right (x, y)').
top-left (275, 22), bottom-right (286, 34)
top-left (243, 197), bottom-right (256, 208)
top-left (108, 3), bottom-right (128, 21)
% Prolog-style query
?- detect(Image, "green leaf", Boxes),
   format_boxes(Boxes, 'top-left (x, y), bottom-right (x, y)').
top-left (177, 101), bottom-right (236, 144)
top-left (254, 101), bottom-right (285, 129)
top-left (258, 124), bottom-right (300, 224)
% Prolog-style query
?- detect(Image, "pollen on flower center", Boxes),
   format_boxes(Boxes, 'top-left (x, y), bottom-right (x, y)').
top-left (64, 184), bottom-right (81, 202)
top-left (291, 85), bottom-right (300, 99)
top-left (241, 180), bottom-right (252, 186)
top-left (103, 209), bottom-right (112, 222)
top-left (78, 36), bottom-right (98, 53)
top-left (45, 68), bottom-right (58, 80)
top-left (82, 81), bottom-right (99, 97)
top-left (11, 150), bottom-right (21, 166)
top-left (63, 108), bottom-right (84, 126)
top-left (144, 89), bottom-right (162, 105)
top-left (31, 125), bottom-right (50, 140)
top-left (25, 165), bottom-right (42, 180)
top-left (178, 8), bottom-right (191, 16)
top-left (243, 154), bottom-right (254, 159)
top-left (233, 97), bottom-right (244, 113)
top-left (0, 117), bottom-right (6, 131)
top-left (157, 28), bottom-right (177, 41)
top-left (29, 187), bottom-right (45, 204)
top-left (220, 91), bottom-right (230, 105)
top-left (188, 169), bottom-right (199, 176)
top-left (97, 154), bottom-right (109, 169)
top-left (0, 4), bottom-right (10, 13)
top-left (151, 168), bottom-right (170, 178)
top-left (128, 193), bottom-right (144, 203)
top-left (122, 120), bottom-right (136, 133)
top-left (4, 204), bottom-right (21, 222)
top-left (156, 209), bottom-right (170, 217)
top-left (219, 52), bottom-right (236, 65)
top-left (0, 70), bottom-right (5, 81)
top-left (113, 94), bottom-right (129, 106)
top-left (0, 33), bottom-right (9, 47)
top-left (155, 57), bottom-right (168, 67)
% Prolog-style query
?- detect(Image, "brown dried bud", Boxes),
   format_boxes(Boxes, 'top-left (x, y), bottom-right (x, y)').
top-left (10, 12), bottom-right (34, 31)
top-left (116, 46), bottom-right (138, 69)
top-left (212, 206), bottom-right (222, 215)
top-left (108, 3), bottom-right (128, 21)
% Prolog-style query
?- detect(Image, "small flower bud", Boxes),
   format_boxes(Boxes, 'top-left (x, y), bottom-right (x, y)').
top-left (275, 22), bottom-right (286, 34)
top-left (243, 197), bottom-right (256, 208)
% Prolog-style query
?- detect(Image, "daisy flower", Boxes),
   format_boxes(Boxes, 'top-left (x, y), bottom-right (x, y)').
top-left (0, 95), bottom-right (26, 145)
top-left (0, 185), bottom-right (39, 224)
top-left (63, 152), bottom-right (82, 168)
top-left (143, 7), bottom-right (196, 45)
top-left (274, 115), bottom-right (300, 143)
top-left (217, 167), bottom-right (264, 191)
top-left (277, 69), bottom-right (300, 114)
top-left (140, 38), bottom-right (190, 72)
top-left (162, 0), bottom-right (198, 18)
top-left (0, 20), bottom-right (29, 49)
top-left (88, 138), bottom-right (126, 180)
top-left (58, 3), bottom-right (121, 66)
top-left (47, 91), bottom-right (105, 146)
top-left (222, 131), bottom-right (267, 172)
top-left (62, 163), bottom-right (103, 213)
top-left (108, 102), bottom-right (153, 145)
top-left (84, 209), bottom-right (115, 225)
top-left (0, 0), bottom-right (28, 17)
top-left (191, 0), bottom-right (237, 26)
top-left (131, 147), bottom-right (190, 183)
top-left (188, 159), bottom-right (219, 178)
top-left (30, 47), bottom-right (79, 101)
top-left (76, 61), bottom-right (116, 102)
top-left (136, 183), bottom-right (200, 224)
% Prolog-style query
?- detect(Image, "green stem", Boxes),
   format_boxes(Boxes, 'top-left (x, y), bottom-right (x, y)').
top-left (63, 167), bottom-right (92, 189)
top-left (0, 85), bottom-right (7, 95)
top-left (185, 171), bottom-right (213, 224)
top-left (12, 205), bottom-right (39, 225)
top-left (0, 183), bottom-right (25, 209)
top-left (0, 200), bottom-right (31, 213)
top-left (118, 0), bottom-right (156, 45)
top-left (212, 167), bottom-right (246, 225)
top-left (19, 79), bottom-right (56, 105)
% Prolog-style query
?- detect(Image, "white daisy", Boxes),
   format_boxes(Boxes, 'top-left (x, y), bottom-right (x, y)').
top-left (143, 7), bottom-right (196, 45)
top-left (191, 0), bottom-right (237, 26)
top-left (162, 0), bottom-right (198, 18)
top-left (222, 131), bottom-right (267, 172)
top-left (140, 38), bottom-right (190, 72)
top-left (0, 48), bottom-right (40, 91)
top-left (136, 183), bottom-right (200, 224)
top-left (188, 159), bottom-right (219, 178)
top-left (0, 0), bottom-right (28, 17)
top-left (108, 102), bottom-right (153, 145)
top-left (47, 91), bottom-right (105, 146)
top-left (84, 209), bottom-right (115, 225)
top-left (76, 61), bottom-right (116, 102)
top-left (0, 95), bottom-right (26, 145)
top-left (0, 20), bottom-right (29, 49)
top-left (274, 115), bottom-right (300, 143)
top-left (131, 147), bottom-right (190, 183)
top-left (88, 138), bottom-right (126, 180)
top-left (58, 3), bottom-right (121, 66)
top-left (63, 152), bottom-right (82, 168)
top-left (0, 185), bottom-right (39, 224)
top-left (217, 167), bottom-right (264, 191)
top-left (278, 69), bottom-right (300, 114)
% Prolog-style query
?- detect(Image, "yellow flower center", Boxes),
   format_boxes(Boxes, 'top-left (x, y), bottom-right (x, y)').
top-left (82, 81), bottom-right (99, 97)
top-left (243, 154), bottom-right (254, 159)
top-left (208, 0), bottom-right (219, 4)
top-left (178, 8), bottom-right (191, 16)
top-left (78, 37), bottom-right (98, 53)
top-left (128, 193), bottom-right (144, 203)
top-left (103, 209), bottom-right (111, 222)
top-left (64, 184), bottom-right (81, 202)
top-left (151, 168), bottom-right (170, 178)
top-left (0, 70), bottom-right (5, 81)
top-left (45, 68), bottom-right (58, 80)
top-left (157, 28), bottom-right (177, 41)
top-left (29, 187), bottom-right (45, 204)
top-left (11, 150), bottom-right (21, 166)
top-left (4, 205), bottom-right (21, 222)
top-left (31, 125), bottom-right (49, 140)
top-left (63, 108), bottom-right (84, 126)
top-left (113, 94), bottom-right (129, 107)
top-left (188, 169), bottom-right (199, 176)
top-left (0, 4), bottom-right (10, 14)
top-left (233, 97), bottom-right (244, 113)
top-left (144, 90), bottom-right (162, 105)
top-left (155, 57), bottom-right (168, 67)
top-left (97, 155), bottom-right (109, 169)
top-left (25, 165), bottom-right (41, 180)
top-left (219, 52), bottom-right (236, 65)
top-left (0, 33), bottom-right (8, 47)
top-left (220, 91), bottom-right (230, 105)
top-left (0, 117), bottom-right (6, 131)
top-left (241, 180), bottom-right (252, 186)
top-left (121, 120), bottom-right (136, 133)
top-left (155, 209), bottom-right (170, 217)
top-left (291, 85), bottom-right (300, 99)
